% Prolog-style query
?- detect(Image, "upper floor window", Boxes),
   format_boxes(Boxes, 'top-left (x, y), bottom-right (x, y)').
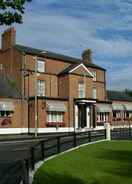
top-left (78, 82), bottom-right (85, 98)
top-left (37, 59), bottom-right (45, 73)
top-left (37, 80), bottom-right (45, 96)
top-left (92, 88), bottom-right (97, 99)
top-left (92, 71), bottom-right (96, 81)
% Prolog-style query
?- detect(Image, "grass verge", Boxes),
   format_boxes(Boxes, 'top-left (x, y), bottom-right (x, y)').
top-left (33, 141), bottom-right (132, 184)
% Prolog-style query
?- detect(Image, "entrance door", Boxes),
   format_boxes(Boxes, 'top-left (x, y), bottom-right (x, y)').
top-left (78, 104), bottom-right (87, 128)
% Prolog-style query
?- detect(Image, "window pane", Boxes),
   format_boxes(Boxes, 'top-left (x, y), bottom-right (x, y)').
top-left (37, 60), bottom-right (45, 72)
top-left (78, 82), bottom-right (85, 98)
top-left (93, 88), bottom-right (96, 99)
top-left (37, 80), bottom-right (45, 96)
top-left (47, 113), bottom-right (52, 122)
top-left (47, 112), bottom-right (64, 123)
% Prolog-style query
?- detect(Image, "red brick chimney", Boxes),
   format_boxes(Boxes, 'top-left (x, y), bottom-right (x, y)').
top-left (1, 27), bottom-right (16, 51)
top-left (82, 49), bottom-right (92, 65)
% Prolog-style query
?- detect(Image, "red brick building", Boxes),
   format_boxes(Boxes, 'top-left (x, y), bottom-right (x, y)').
top-left (0, 27), bottom-right (113, 134)
top-left (107, 90), bottom-right (132, 128)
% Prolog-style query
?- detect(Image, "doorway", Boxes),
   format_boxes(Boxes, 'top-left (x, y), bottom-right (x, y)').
top-left (78, 104), bottom-right (90, 128)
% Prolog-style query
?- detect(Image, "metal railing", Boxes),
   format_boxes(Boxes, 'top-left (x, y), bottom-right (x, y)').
top-left (29, 129), bottom-right (106, 170)
top-left (0, 129), bottom-right (106, 184)
top-left (111, 127), bottom-right (132, 140)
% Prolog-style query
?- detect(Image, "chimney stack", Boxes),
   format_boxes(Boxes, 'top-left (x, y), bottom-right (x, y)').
top-left (82, 49), bottom-right (92, 64)
top-left (1, 27), bottom-right (16, 51)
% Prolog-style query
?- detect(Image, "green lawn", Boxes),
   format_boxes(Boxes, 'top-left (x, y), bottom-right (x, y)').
top-left (33, 141), bottom-right (132, 184)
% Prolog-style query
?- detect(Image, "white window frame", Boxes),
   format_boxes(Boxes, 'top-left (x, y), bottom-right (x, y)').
top-left (78, 82), bottom-right (85, 98)
top-left (97, 112), bottom-right (108, 123)
top-left (47, 112), bottom-right (64, 123)
top-left (37, 59), bottom-right (45, 73)
top-left (37, 80), bottom-right (45, 96)
top-left (92, 88), bottom-right (97, 99)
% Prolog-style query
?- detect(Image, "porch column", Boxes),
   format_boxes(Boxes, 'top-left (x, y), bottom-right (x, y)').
top-left (93, 105), bottom-right (96, 128)
top-left (75, 105), bottom-right (78, 129)
top-left (90, 106), bottom-right (93, 128)
top-left (86, 106), bottom-right (90, 128)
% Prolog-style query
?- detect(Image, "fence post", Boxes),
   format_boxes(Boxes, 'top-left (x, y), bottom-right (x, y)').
top-left (73, 132), bottom-right (77, 147)
top-left (23, 159), bottom-right (29, 184)
top-left (57, 137), bottom-right (61, 153)
top-left (41, 141), bottom-right (45, 159)
top-left (30, 147), bottom-right (35, 170)
top-left (88, 131), bottom-right (91, 142)
top-left (129, 123), bottom-right (131, 137)
top-left (104, 123), bottom-right (111, 141)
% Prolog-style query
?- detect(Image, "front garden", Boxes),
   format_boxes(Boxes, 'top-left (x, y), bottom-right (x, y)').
top-left (33, 141), bottom-right (132, 184)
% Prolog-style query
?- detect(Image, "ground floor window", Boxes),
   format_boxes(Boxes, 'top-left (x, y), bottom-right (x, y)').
top-left (113, 111), bottom-right (122, 121)
top-left (47, 112), bottom-right (64, 127)
top-left (0, 111), bottom-right (13, 117)
top-left (97, 112), bottom-right (109, 125)
top-left (129, 112), bottom-right (132, 119)
top-left (124, 111), bottom-right (132, 121)
top-left (112, 111), bottom-right (132, 121)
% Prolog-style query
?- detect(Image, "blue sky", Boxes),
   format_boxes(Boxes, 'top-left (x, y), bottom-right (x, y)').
top-left (1, 0), bottom-right (132, 90)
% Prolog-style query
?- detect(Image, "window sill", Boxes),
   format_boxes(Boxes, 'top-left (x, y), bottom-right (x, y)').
top-left (46, 122), bottom-right (65, 127)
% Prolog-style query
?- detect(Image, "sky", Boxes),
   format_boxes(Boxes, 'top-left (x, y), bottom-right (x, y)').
top-left (0, 0), bottom-right (132, 90)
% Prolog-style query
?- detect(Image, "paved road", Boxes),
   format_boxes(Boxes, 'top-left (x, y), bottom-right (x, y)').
top-left (0, 133), bottom-right (75, 184)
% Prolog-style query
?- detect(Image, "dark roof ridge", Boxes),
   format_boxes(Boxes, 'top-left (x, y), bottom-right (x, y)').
top-left (14, 44), bottom-right (81, 63)
top-left (14, 44), bottom-right (106, 71)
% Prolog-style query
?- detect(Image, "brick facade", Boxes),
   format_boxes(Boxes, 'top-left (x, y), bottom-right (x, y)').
top-left (0, 27), bottom-right (116, 134)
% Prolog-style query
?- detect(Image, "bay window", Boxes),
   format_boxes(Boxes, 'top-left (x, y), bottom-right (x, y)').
top-left (47, 112), bottom-right (64, 123)
top-left (47, 112), bottom-right (64, 127)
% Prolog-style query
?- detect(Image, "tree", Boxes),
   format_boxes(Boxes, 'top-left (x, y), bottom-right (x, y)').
top-left (0, 0), bottom-right (32, 25)
top-left (125, 88), bottom-right (132, 97)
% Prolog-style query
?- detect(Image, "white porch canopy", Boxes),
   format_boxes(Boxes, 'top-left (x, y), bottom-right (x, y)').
top-left (0, 101), bottom-right (14, 111)
top-left (46, 101), bottom-right (67, 112)
top-left (112, 103), bottom-right (125, 111)
top-left (124, 104), bottom-right (132, 111)
top-left (96, 104), bottom-right (112, 113)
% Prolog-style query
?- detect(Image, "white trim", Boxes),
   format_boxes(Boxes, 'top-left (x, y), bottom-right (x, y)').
top-left (29, 127), bottom-right (74, 133)
top-left (76, 100), bottom-right (96, 103)
top-left (86, 106), bottom-right (90, 128)
top-left (111, 125), bottom-right (132, 129)
top-left (0, 127), bottom-right (106, 134)
top-left (75, 105), bottom-right (78, 129)
top-left (94, 126), bottom-right (105, 130)
top-left (69, 63), bottom-right (94, 77)
top-left (0, 128), bottom-right (28, 134)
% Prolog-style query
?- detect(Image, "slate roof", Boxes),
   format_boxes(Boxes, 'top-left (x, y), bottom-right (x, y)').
top-left (58, 63), bottom-right (79, 75)
top-left (107, 90), bottom-right (132, 102)
top-left (14, 44), bottom-right (106, 71)
top-left (14, 44), bottom-right (80, 64)
top-left (0, 74), bottom-right (21, 98)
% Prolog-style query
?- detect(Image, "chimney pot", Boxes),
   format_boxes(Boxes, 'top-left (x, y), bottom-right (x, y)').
top-left (82, 49), bottom-right (92, 64)
top-left (1, 27), bottom-right (16, 50)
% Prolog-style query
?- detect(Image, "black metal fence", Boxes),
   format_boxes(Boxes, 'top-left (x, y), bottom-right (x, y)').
top-left (0, 160), bottom-right (29, 184)
top-left (0, 129), bottom-right (106, 184)
top-left (30, 129), bottom-right (106, 170)
top-left (111, 127), bottom-right (132, 140)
